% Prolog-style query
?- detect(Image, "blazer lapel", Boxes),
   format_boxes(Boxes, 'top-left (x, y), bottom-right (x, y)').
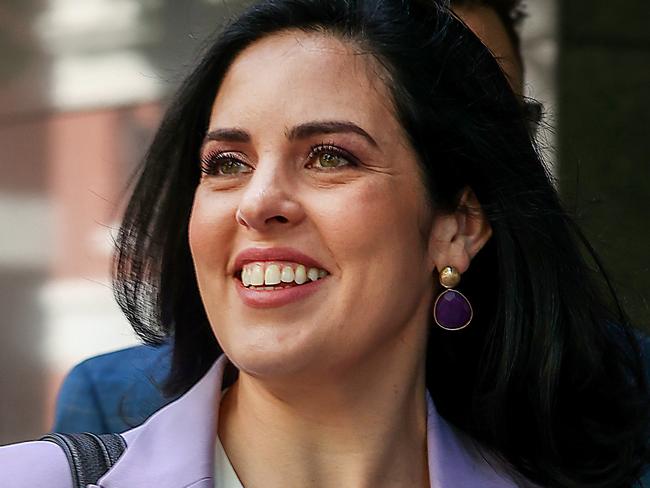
top-left (94, 356), bottom-right (229, 488)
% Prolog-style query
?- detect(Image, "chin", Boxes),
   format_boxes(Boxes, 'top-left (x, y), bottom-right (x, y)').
top-left (214, 319), bottom-right (328, 379)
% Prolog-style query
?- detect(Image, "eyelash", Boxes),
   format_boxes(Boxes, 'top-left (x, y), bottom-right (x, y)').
top-left (199, 143), bottom-right (359, 177)
top-left (200, 152), bottom-right (247, 176)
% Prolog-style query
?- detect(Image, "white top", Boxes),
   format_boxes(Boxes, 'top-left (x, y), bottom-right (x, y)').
top-left (214, 436), bottom-right (244, 488)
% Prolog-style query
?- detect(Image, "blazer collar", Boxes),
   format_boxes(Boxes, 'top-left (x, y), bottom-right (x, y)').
top-left (94, 356), bottom-right (228, 488)
top-left (95, 355), bottom-right (520, 488)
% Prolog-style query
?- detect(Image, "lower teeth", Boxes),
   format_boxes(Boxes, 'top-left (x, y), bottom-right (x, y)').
top-left (242, 275), bottom-right (327, 290)
top-left (246, 284), bottom-right (297, 290)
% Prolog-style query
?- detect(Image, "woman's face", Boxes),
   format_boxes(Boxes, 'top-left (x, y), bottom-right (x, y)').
top-left (189, 31), bottom-right (437, 380)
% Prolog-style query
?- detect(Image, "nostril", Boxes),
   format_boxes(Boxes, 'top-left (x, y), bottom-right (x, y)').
top-left (272, 215), bottom-right (289, 223)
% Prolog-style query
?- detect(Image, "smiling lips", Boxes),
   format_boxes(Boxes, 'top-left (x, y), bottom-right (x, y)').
top-left (233, 247), bottom-right (330, 308)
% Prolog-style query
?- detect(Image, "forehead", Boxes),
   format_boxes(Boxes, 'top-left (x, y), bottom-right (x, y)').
top-left (209, 31), bottom-right (400, 141)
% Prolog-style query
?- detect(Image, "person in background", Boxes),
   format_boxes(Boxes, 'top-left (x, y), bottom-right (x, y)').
top-left (52, 0), bottom-right (534, 436)
top-left (453, 0), bottom-right (525, 95)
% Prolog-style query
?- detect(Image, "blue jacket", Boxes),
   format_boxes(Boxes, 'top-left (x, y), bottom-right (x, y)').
top-left (53, 343), bottom-right (175, 433)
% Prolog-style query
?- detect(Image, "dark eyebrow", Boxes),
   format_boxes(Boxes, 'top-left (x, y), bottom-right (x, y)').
top-left (203, 128), bottom-right (250, 143)
top-left (203, 120), bottom-right (378, 147)
top-left (287, 120), bottom-right (378, 147)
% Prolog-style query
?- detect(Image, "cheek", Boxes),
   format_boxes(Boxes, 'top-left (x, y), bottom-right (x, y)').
top-left (188, 189), bottom-right (236, 269)
top-left (313, 178), bottom-right (429, 265)
top-left (313, 178), bottom-right (433, 357)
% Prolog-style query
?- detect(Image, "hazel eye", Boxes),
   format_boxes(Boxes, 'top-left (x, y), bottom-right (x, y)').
top-left (217, 159), bottom-right (250, 175)
top-left (201, 153), bottom-right (252, 176)
top-left (308, 145), bottom-right (357, 170)
top-left (317, 152), bottom-right (348, 168)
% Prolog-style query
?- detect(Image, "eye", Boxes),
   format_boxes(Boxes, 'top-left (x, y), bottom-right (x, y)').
top-left (307, 145), bottom-right (357, 170)
top-left (200, 152), bottom-right (253, 176)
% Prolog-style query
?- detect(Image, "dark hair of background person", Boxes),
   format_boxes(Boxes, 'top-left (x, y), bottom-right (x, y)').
top-left (112, 0), bottom-right (650, 486)
top-left (451, 0), bottom-right (526, 66)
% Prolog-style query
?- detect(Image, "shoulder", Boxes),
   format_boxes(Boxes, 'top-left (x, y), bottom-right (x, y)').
top-left (57, 343), bottom-right (171, 398)
top-left (54, 343), bottom-right (173, 433)
top-left (88, 358), bottom-right (228, 487)
top-left (70, 342), bottom-right (172, 380)
top-left (0, 440), bottom-right (72, 488)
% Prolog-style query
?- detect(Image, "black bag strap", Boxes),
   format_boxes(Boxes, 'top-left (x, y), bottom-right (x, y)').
top-left (40, 432), bottom-right (126, 488)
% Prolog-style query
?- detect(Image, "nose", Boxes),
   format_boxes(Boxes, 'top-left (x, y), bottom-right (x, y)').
top-left (236, 161), bottom-right (305, 232)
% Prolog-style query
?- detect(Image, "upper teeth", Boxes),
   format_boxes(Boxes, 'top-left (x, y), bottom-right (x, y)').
top-left (241, 262), bottom-right (328, 287)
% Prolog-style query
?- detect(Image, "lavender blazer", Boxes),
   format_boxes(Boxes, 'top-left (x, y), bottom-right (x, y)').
top-left (0, 355), bottom-right (526, 487)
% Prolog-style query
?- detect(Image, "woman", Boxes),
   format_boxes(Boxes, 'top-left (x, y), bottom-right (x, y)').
top-left (2, 0), bottom-right (649, 486)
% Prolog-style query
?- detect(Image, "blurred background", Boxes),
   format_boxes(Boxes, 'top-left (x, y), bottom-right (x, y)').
top-left (0, 0), bottom-right (647, 444)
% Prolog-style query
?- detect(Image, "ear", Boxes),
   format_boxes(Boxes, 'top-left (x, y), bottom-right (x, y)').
top-left (427, 187), bottom-right (493, 275)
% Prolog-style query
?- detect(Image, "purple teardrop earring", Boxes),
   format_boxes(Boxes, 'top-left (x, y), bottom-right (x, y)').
top-left (433, 266), bottom-right (473, 331)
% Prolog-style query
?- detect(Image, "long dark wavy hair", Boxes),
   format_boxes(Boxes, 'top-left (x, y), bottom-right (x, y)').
top-left (112, 0), bottom-right (650, 486)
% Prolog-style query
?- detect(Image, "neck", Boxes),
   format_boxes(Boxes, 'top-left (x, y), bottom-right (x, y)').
top-left (218, 349), bottom-right (430, 488)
